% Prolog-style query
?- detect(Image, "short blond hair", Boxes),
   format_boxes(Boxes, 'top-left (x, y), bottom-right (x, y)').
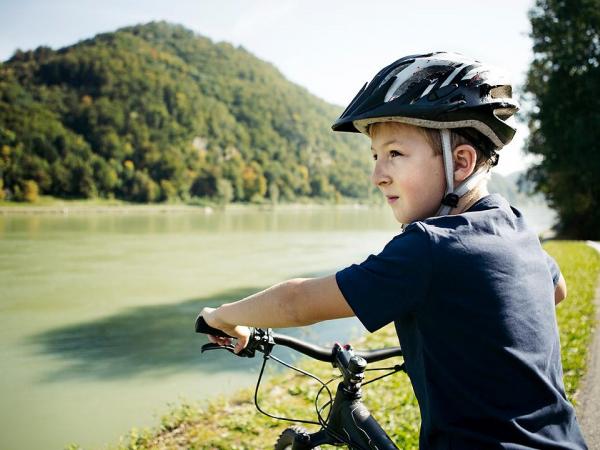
top-left (420, 128), bottom-right (498, 171)
top-left (368, 123), bottom-right (498, 171)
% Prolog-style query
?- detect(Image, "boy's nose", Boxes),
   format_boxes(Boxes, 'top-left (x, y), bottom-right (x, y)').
top-left (371, 162), bottom-right (392, 187)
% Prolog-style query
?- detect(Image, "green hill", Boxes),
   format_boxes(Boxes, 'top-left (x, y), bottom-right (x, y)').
top-left (0, 21), bottom-right (371, 203)
top-left (0, 22), bottom-right (550, 209)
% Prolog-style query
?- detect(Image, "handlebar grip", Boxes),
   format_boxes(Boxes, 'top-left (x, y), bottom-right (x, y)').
top-left (195, 314), bottom-right (233, 338)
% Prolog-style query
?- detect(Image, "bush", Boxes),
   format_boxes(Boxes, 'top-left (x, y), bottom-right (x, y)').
top-left (14, 179), bottom-right (39, 202)
top-left (159, 179), bottom-right (177, 202)
top-left (130, 171), bottom-right (160, 202)
top-left (215, 178), bottom-right (233, 205)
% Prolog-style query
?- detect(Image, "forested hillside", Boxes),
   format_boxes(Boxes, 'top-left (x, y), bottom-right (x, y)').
top-left (0, 21), bottom-right (372, 203)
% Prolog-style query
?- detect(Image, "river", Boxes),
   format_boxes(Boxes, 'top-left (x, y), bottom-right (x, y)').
top-left (0, 202), bottom-right (555, 449)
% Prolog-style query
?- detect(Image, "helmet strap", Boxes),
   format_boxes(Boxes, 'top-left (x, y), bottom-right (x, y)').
top-left (436, 129), bottom-right (489, 216)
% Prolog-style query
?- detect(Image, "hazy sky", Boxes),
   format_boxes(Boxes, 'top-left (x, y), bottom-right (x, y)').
top-left (0, 0), bottom-right (538, 175)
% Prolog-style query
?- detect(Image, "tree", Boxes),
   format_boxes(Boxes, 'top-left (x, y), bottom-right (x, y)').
top-left (525, 0), bottom-right (600, 238)
top-left (14, 179), bottom-right (39, 202)
top-left (268, 181), bottom-right (280, 204)
top-left (215, 178), bottom-right (234, 205)
top-left (159, 179), bottom-right (177, 202)
top-left (130, 170), bottom-right (159, 202)
top-left (241, 161), bottom-right (267, 201)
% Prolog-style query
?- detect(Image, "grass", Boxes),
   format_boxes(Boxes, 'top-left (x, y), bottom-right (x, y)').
top-left (544, 241), bottom-right (600, 400)
top-left (67, 241), bottom-right (598, 450)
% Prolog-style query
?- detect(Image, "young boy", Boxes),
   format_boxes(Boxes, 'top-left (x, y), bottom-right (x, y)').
top-left (201, 52), bottom-right (587, 449)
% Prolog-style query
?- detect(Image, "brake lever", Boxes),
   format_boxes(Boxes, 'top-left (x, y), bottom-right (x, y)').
top-left (201, 342), bottom-right (234, 353)
top-left (199, 328), bottom-right (275, 359)
top-left (200, 342), bottom-right (256, 358)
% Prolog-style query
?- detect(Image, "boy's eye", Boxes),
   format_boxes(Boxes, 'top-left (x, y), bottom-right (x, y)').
top-left (371, 150), bottom-right (403, 160)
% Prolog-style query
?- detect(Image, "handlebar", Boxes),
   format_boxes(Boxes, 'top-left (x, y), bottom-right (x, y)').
top-left (195, 315), bottom-right (233, 338)
top-left (195, 314), bottom-right (402, 363)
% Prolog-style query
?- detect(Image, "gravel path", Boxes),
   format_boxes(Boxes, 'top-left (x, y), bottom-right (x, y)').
top-left (577, 241), bottom-right (600, 449)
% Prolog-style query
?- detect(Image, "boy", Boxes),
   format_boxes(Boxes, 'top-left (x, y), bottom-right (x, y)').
top-left (201, 52), bottom-right (586, 449)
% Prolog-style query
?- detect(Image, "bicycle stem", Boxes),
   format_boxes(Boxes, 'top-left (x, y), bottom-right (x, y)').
top-left (333, 343), bottom-right (368, 396)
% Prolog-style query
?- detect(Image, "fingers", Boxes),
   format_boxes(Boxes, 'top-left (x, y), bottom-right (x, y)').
top-left (206, 326), bottom-right (250, 354)
top-left (207, 334), bottom-right (231, 346)
top-left (234, 330), bottom-right (250, 354)
top-left (200, 307), bottom-right (251, 354)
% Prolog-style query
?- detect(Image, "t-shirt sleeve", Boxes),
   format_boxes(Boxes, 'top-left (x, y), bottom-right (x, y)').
top-left (543, 250), bottom-right (561, 287)
top-left (335, 224), bottom-right (432, 332)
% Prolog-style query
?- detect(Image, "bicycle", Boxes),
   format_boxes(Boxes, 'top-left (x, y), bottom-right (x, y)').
top-left (195, 315), bottom-right (406, 449)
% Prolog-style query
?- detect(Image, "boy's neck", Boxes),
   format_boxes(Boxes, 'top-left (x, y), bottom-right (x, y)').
top-left (449, 182), bottom-right (490, 215)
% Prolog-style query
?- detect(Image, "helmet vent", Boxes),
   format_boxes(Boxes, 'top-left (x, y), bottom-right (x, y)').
top-left (378, 62), bottom-right (412, 90)
top-left (490, 85), bottom-right (512, 99)
top-left (493, 107), bottom-right (516, 120)
top-left (449, 94), bottom-right (466, 104)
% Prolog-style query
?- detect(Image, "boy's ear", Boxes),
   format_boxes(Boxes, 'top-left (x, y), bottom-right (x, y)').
top-left (453, 144), bottom-right (478, 184)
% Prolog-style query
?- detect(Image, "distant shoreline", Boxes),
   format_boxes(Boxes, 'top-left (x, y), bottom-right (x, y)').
top-left (0, 201), bottom-right (375, 215)
top-left (0, 204), bottom-right (212, 215)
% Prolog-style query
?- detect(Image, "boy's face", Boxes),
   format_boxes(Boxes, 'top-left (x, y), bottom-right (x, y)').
top-left (370, 122), bottom-right (445, 224)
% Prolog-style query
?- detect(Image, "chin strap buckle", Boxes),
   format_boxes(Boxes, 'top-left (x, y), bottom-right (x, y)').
top-left (441, 193), bottom-right (459, 208)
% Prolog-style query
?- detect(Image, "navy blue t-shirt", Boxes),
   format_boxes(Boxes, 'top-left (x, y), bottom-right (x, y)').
top-left (336, 194), bottom-right (587, 450)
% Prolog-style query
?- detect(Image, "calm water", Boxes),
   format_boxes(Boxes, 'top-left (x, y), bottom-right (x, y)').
top-left (0, 206), bottom-right (401, 450)
top-left (0, 204), bottom-right (554, 449)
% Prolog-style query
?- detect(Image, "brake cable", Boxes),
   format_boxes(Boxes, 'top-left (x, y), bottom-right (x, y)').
top-left (253, 351), bottom-right (327, 426)
top-left (362, 363), bottom-right (406, 386)
top-left (252, 347), bottom-right (369, 449)
top-left (202, 337), bottom-right (402, 450)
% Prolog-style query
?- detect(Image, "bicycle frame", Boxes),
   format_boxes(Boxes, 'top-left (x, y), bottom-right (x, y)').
top-left (290, 343), bottom-right (398, 449)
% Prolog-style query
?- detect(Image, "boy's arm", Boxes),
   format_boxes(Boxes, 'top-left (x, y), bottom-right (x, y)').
top-left (200, 275), bottom-right (353, 351)
top-left (544, 250), bottom-right (566, 305)
top-left (555, 273), bottom-right (567, 305)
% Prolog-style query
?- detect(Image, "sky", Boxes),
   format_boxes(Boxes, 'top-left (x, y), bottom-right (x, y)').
top-left (0, 0), bottom-right (539, 175)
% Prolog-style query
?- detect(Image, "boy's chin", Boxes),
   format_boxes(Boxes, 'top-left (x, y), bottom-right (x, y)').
top-left (392, 206), bottom-right (434, 224)
top-left (392, 209), bottom-right (409, 224)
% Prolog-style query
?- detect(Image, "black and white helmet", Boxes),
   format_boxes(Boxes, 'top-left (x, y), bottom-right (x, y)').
top-left (332, 52), bottom-right (519, 150)
top-left (332, 52), bottom-right (519, 216)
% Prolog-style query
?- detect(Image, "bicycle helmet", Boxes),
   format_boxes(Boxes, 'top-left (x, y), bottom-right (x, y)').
top-left (332, 52), bottom-right (519, 216)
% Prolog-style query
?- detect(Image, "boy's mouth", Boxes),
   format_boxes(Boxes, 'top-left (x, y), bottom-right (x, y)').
top-left (386, 195), bottom-right (399, 204)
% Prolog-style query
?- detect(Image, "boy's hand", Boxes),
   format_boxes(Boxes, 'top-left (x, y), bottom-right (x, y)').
top-left (200, 307), bottom-right (251, 354)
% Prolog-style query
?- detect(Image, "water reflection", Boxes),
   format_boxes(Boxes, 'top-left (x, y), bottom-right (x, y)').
top-left (27, 284), bottom-right (364, 383)
top-left (0, 206), bottom-right (401, 237)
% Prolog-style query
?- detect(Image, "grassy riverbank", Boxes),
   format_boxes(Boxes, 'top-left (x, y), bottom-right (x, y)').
top-left (71, 241), bottom-right (598, 450)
